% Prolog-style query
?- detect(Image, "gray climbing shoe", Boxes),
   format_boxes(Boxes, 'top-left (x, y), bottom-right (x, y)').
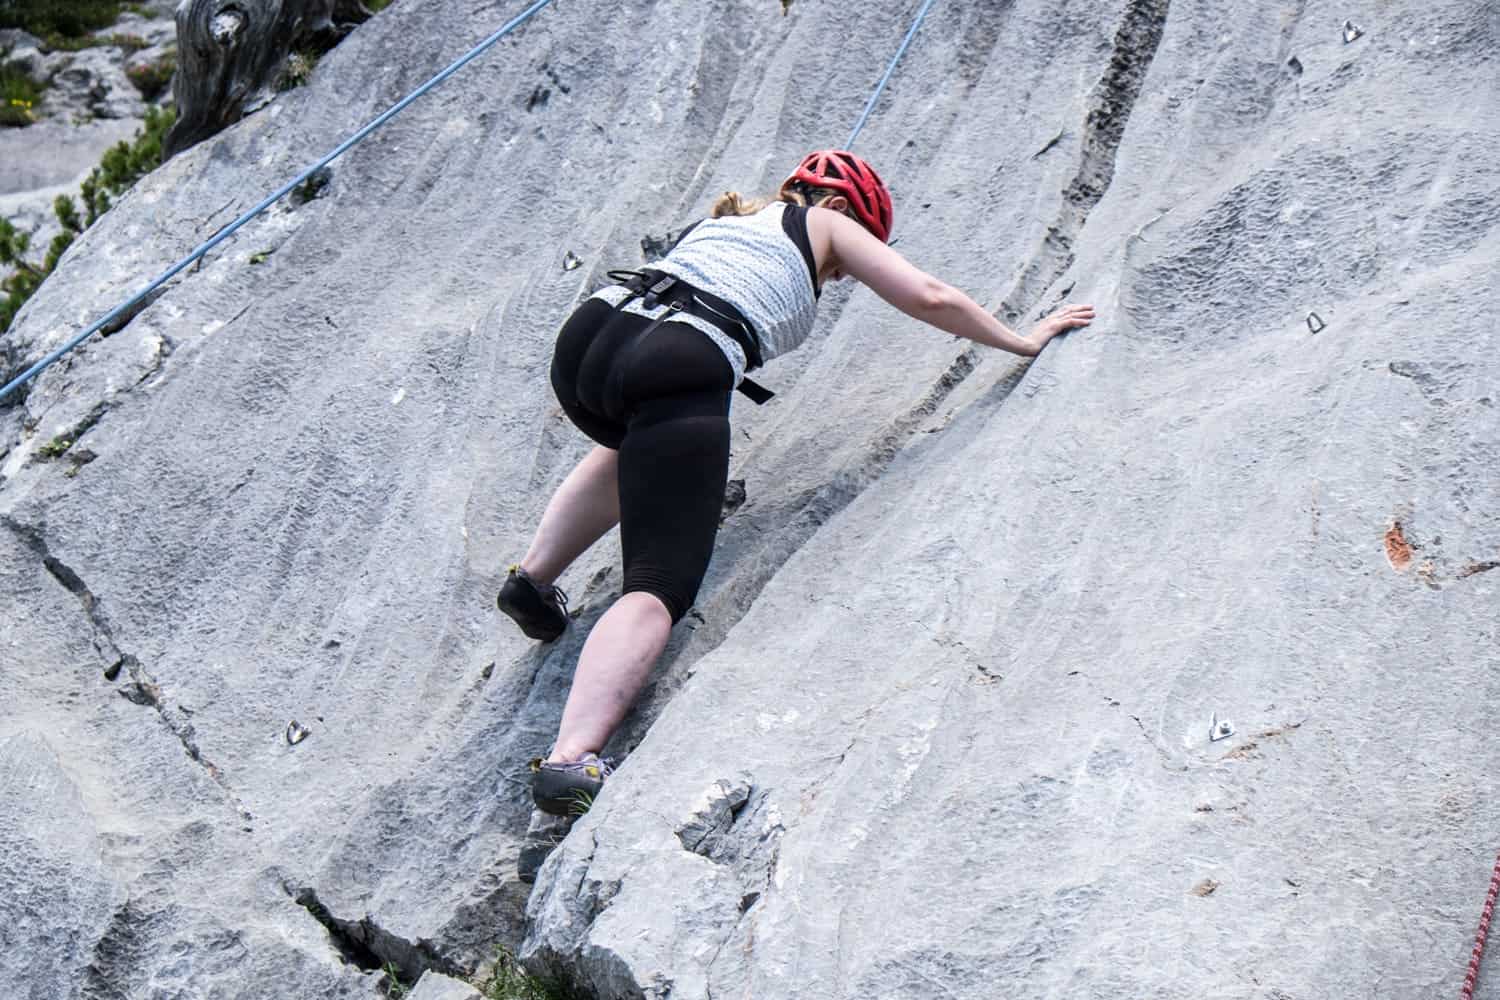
top-left (496, 565), bottom-right (569, 642)
top-left (529, 753), bottom-right (615, 816)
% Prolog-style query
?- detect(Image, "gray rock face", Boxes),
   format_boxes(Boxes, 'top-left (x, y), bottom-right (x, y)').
top-left (408, 970), bottom-right (482, 1000)
top-left (0, 732), bottom-right (122, 998)
top-left (2, 1), bottom-right (1497, 998)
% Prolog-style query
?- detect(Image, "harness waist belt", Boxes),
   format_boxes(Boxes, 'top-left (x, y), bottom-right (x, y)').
top-left (605, 268), bottom-right (775, 405)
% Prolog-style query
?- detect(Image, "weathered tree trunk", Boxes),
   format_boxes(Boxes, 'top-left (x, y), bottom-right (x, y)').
top-left (163, 0), bottom-right (371, 159)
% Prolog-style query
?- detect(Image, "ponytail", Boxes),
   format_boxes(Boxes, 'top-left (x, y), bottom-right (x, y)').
top-left (710, 182), bottom-right (845, 219)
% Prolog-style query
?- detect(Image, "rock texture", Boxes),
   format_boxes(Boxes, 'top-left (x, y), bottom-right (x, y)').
top-left (2, 1), bottom-right (1497, 998)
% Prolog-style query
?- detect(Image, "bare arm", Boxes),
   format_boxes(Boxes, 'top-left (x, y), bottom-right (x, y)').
top-left (808, 207), bottom-right (1095, 357)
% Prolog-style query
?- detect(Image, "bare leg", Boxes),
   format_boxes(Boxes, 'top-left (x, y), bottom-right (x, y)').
top-left (549, 592), bottom-right (672, 762)
top-left (518, 445), bottom-right (620, 586)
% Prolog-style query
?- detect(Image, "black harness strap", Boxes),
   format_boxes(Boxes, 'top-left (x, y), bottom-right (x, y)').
top-left (604, 269), bottom-right (775, 405)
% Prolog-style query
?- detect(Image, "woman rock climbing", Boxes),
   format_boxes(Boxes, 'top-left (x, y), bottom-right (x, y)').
top-left (498, 150), bottom-right (1096, 814)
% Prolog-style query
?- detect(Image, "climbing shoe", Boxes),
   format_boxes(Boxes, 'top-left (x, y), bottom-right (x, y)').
top-left (529, 754), bottom-right (616, 817)
top-left (496, 565), bottom-right (569, 642)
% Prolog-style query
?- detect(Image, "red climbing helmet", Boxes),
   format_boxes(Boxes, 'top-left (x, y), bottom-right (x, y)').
top-left (782, 149), bottom-right (894, 243)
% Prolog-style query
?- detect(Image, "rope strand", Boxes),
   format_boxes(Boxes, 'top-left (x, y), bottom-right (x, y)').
top-left (1462, 851), bottom-right (1500, 1000)
top-left (845, 0), bottom-right (940, 150)
top-left (0, 0), bottom-right (559, 404)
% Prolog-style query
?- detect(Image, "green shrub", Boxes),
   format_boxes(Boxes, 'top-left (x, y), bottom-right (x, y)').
top-left (0, 103), bottom-right (175, 334)
top-left (79, 102), bottom-right (174, 224)
top-left (1, 53), bottom-right (43, 127)
top-left (125, 51), bottom-right (174, 100)
top-left (0, 0), bottom-right (128, 42)
top-left (28, 29), bottom-right (151, 52)
top-left (0, 219), bottom-right (47, 332)
top-left (0, 2), bottom-right (160, 51)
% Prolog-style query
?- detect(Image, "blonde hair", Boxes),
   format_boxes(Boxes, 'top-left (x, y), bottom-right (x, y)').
top-left (710, 183), bottom-right (843, 219)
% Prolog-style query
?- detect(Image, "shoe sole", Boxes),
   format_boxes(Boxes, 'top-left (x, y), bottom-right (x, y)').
top-left (496, 596), bottom-right (566, 642)
top-left (531, 769), bottom-right (605, 817)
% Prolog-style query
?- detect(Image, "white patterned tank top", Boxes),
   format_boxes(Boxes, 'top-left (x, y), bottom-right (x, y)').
top-left (590, 202), bottom-right (820, 386)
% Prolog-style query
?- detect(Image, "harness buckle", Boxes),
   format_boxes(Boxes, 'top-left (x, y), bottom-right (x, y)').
top-left (642, 274), bottom-right (677, 310)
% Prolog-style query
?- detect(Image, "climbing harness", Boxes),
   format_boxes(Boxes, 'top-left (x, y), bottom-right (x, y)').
top-left (1462, 850), bottom-right (1500, 1000)
top-left (604, 269), bottom-right (774, 405)
top-left (0, 0), bottom-right (559, 404)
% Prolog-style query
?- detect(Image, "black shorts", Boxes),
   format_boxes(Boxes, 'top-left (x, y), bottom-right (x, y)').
top-left (549, 298), bottom-right (735, 622)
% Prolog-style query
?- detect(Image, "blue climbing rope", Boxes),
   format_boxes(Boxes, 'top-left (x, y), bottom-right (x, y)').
top-left (0, 0), bottom-right (559, 404)
top-left (845, 0), bottom-right (940, 151)
top-left (3, 0), bottom-right (937, 405)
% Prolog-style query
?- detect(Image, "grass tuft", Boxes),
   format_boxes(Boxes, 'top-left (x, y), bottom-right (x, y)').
top-left (382, 960), bottom-right (411, 998)
top-left (480, 947), bottom-right (589, 1000)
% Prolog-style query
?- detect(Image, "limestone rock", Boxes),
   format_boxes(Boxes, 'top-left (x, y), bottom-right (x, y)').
top-left (408, 970), bottom-right (483, 1000)
top-left (0, 732), bottom-right (122, 998)
top-left (2, 1), bottom-right (1496, 998)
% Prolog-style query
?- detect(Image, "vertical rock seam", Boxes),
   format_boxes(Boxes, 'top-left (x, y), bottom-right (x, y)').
top-left (1000, 0), bottom-right (1171, 322)
top-left (0, 514), bottom-right (253, 824)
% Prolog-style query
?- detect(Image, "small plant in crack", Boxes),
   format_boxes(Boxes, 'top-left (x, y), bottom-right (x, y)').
top-left (292, 167), bottom-right (332, 205)
top-left (36, 434), bottom-right (73, 459)
top-left (277, 48), bottom-right (320, 91)
top-left (381, 961), bottom-right (411, 998)
top-left (480, 946), bottom-right (585, 1000)
top-left (566, 789), bottom-right (595, 818)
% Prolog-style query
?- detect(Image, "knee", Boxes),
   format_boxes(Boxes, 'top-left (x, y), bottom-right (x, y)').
top-left (621, 573), bottom-right (691, 625)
